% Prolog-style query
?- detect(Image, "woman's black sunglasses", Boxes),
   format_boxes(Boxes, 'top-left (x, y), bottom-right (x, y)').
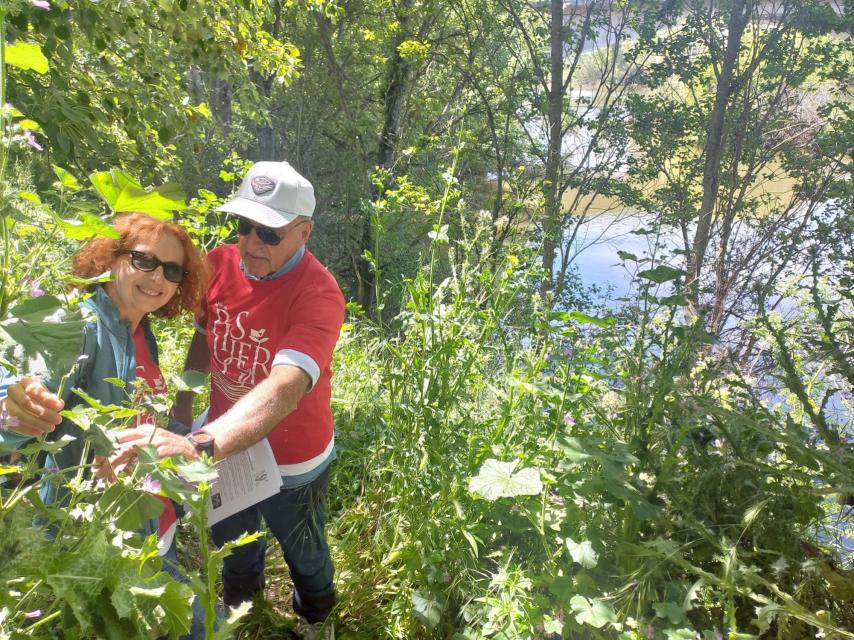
top-left (119, 250), bottom-right (186, 284)
top-left (236, 219), bottom-right (284, 246)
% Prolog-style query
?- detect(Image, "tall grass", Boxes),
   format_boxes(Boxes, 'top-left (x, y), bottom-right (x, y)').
top-left (327, 203), bottom-right (854, 638)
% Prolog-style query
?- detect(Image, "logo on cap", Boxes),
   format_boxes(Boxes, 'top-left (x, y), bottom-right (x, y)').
top-left (251, 176), bottom-right (276, 196)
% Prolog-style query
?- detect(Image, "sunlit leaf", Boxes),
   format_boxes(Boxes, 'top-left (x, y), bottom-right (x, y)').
top-left (52, 165), bottom-right (81, 190)
top-left (17, 191), bottom-right (41, 204)
top-left (90, 169), bottom-right (187, 219)
top-left (6, 42), bottom-right (49, 74)
top-left (568, 311), bottom-right (615, 328)
top-left (566, 538), bottom-right (599, 569)
top-left (59, 212), bottom-right (121, 240)
top-left (469, 458), bottom-right (542, 500)
top-left (570, 595), bottom-right (616, 628)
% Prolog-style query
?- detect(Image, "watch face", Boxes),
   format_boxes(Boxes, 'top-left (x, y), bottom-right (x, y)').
top-left (190, 430), bottom-right (215, 456)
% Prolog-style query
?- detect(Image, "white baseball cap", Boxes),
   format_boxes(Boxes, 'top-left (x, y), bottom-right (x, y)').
top-left (217, 161), bottom-right (315, 228)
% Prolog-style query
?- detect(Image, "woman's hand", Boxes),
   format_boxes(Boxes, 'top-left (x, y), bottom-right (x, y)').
top-left (1, 376), bottom-right (64, 437)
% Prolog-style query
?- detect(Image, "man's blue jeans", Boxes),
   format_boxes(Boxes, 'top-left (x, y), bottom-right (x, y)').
top-left (211, 467), bottom-right (336, 624)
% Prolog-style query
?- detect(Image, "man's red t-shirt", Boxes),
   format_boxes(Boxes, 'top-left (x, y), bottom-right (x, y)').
top-left (198, 245), bottom-right (344, 474)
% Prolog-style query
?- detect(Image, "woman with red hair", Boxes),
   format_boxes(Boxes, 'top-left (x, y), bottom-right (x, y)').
top-left (0, 211), bottom-right (207, 557)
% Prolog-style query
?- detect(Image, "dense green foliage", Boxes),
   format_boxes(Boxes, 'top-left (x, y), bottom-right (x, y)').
top-left (1, 0), bottom-right (852, 638)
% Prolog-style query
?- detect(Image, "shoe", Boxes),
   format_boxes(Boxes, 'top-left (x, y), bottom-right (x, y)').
top-left (296, 616), bottom-right (334, 640)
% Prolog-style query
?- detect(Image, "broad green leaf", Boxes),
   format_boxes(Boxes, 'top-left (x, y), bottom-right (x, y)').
top-left (90, 169), bottom-right (187, 218)
top-left (469, 458), bottom-right (542, 500)
top-left (113, 182), bottom-right (187, 218)
top-left (570, 595), bottom-right (617, 628)
top-left (90, 169), bottom-right (139, 208)
top-left (169, 369), bottom-right (209, 393)
top-left (42, 529), bottom-right (110, 633)
top-left (99, 483), bottom-right (164, 532)
top-left (660, 294), bottom-right (690, 307)
top-left (18, 118), bottom-right (41, 131)
top-left (412, 589), bottom-right (444, 628)
top-left (568, 311), bottom-right (615, 328)
top-left (653, 601), bottom-right (687, 624)
top-left (17, 190), bottom-right (41, 204)
top-left (178, 457), bottom-right (219, 483)
top-left (617, 250), bottom-right (638, 261)
top-left (6, 42), bottom-right (49, 74)
top-left (59, 213), bottom-right (121, 240)
top-left (637, 265), bottom-right (686, 284)
top-left (129, 581), bottom-right (194, 637)
top-left (566, 538), bottom-right (599, 569)
top-left (548, 575), bottom-right (574, 599)
top-left (543, 616), bottom-right (563, 634)
top-left (53, 165), bottom-right (81, 191)
top-left (0, 296), bottom-right (87, 380)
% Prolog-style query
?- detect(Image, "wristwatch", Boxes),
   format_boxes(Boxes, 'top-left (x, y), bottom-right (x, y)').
top-left (186, 429), bottom-right (216, 458)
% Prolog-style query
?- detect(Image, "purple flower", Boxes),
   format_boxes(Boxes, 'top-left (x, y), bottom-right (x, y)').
top-left (22, 276), bottom-right (45, 298)
top-left (141, 476), bottom-right (161, 494)
top-left (0, 405), bottom-right (21, 432)
top-left (563, 412), bottom-right (575, 427)
top-left (23, 130), bottom-right (43, 151)
top-left (31, 0), bottom-right (51, 9)
top-left (24, 609), bottom-right (42, 619)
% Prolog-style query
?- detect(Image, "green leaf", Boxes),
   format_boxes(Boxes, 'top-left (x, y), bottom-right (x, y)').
top-left (548, 575), bottom-right (574, 599)
top-left (6, 42), bottom-right (49, 74)
top-left (175, 457), bottom-right (219, 483)
top-left (543, 616), bottom-right (563, 635)
top-left (17, 190), bottom-right (41, 204)
top-left (412, 589), bottom-right (444, 628)
top-left (617, 250), bottom-right (638, 261)
top-left (660, 294), bottom-right (690, 307)
top-left (664, 630), bottom-right (697, 640)
top-left (566, 538), bottom-right (599, 569)
top-left (568, 311), bottom-right (615, 328)
top-left (570, 595), bottom-right (617, 628)
top-left (59, 213), bottom-right (121, 240)
top-left (169, 369), bottom-right (209, 393)
top-left (469, 458), bottom-right (542, 500)
top-left (90, 169), bottom-right (187, 218)
top-left (0, 296), bottom-right (87, 380)
top-left (637, 265), bottom-right (686, 284)
top-left (99, 484), bottom-right (164, 532)
top-left (653, 601), bottom-right (687, 624)
top-left (18, 433), bottom-right (76, 457)
top-left (129, 580), bottom-right (194, 637)
top-left (53, 165), bottom-right (81, 190)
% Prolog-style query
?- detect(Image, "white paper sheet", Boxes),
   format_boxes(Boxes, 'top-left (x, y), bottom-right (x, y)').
top-left (192, 409), bottom-right (283, 527)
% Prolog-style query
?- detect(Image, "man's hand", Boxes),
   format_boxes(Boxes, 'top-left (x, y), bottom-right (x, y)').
top-left (1, 376), bottom-right (64, 437)
top-left (112, 424), bottom-right (199, 463)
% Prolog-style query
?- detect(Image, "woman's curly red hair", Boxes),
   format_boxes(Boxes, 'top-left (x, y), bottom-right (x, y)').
top-left (72, 213), bottom-right (209, 318)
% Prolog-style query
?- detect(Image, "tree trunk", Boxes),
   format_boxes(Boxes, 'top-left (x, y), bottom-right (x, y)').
top-left (540, 0), bottom-right (564, 293)
top-left (688, 0), bottom-right (752, 314)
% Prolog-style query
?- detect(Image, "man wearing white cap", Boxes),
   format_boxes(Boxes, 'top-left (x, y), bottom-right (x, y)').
top-left (117, 161), bottom-right (343, 639)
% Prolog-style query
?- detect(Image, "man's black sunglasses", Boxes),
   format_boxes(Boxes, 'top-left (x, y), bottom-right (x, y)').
top-left (236, 219), bottom-right (285, 246)
top-left (119, 250), bottom-right (186, 284)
